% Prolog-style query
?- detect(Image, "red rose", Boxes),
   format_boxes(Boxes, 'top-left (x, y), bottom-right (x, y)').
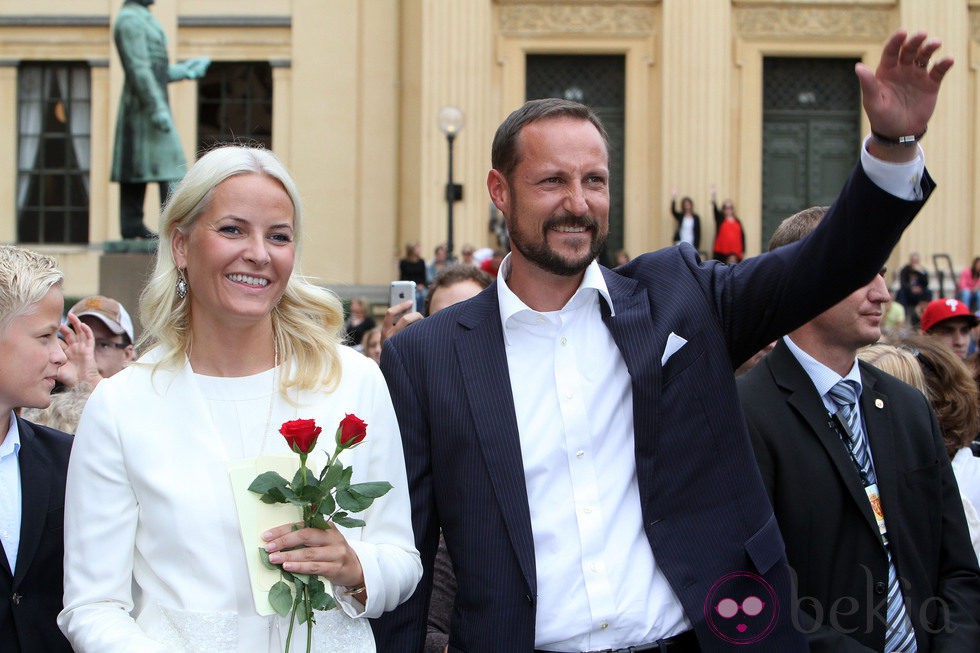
top-left (279, 419), bottom-right (322, 454)
top-left (337, 414), bottom-right (367, 449)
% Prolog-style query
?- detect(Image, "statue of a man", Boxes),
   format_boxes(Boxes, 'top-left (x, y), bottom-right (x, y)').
top-left (111, 0), bottom-right (209, 239)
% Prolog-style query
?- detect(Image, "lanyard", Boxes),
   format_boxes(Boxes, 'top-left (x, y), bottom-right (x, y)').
top-left (830, 410), bottom-right (890, 547)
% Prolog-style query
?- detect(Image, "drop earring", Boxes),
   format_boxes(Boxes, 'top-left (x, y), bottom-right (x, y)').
top-left (176, 269), bottom-right (188, 299)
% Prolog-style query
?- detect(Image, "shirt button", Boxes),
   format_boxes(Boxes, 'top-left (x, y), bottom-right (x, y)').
top-left (564, 391), bottom-right (573, 399)
top-left (560, 336), bottom-right (568, 346)
top-left (599, 621), bottom-right (609, 630)
top-left (576, 450), bottom-right (584, 458)
top-left (583, 507), bottom-right (592, 514)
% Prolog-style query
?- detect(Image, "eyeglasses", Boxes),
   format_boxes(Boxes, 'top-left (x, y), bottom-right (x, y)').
top-left (95, 339), bottom-right (129, 352)
top-left (714, 596), bottom-right (765, 618)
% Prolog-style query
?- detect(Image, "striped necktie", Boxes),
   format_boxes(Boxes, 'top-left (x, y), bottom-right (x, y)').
top-left (829, 379), bottom-right (917, 653)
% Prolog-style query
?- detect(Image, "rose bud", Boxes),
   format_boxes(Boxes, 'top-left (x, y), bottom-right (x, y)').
top-left (279, 418), bottom-right (322, 454)
top-left (337, 413), bottom-right (368, 449)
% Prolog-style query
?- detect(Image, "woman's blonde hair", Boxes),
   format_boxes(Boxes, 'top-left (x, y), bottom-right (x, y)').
top-left (857, 343), bottom-right (927, 394)
top-left (139, 145), bottom-right (345, 394)
top-left (0, 245), bottom-right (63, 333)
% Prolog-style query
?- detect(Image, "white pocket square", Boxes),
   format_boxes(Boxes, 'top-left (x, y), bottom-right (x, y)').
top-left (661, 332), bottom-right (688, 366)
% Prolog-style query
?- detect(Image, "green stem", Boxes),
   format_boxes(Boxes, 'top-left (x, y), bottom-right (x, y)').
top-left (318, 447), bottom-right (341, 483)
top-left (284, 586), bottom-right (299, 653)
top-left (305, 585), bottom-right (313, 653)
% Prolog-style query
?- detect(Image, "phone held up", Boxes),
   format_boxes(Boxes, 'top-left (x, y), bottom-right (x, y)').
top-left (389, 280), bottom-right (417, 314)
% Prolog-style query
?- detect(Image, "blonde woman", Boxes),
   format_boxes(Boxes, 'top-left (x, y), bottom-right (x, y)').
top-left (59, 146), bottom-right (420, 652)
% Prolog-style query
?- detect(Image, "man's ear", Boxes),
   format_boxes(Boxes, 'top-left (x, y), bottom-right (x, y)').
top-left (487, 169), bottom-right (510, 216)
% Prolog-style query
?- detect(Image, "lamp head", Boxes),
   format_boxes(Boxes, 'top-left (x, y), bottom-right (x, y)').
top-left (438, 106), bottom-right (465, 137)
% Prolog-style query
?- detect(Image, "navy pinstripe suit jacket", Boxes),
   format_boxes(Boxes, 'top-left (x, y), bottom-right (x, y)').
top-left (372, 164), bottom-right (934, 653)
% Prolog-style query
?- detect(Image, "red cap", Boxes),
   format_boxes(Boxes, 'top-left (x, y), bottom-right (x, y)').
top-left (920, 298), bottom-right (979, 333)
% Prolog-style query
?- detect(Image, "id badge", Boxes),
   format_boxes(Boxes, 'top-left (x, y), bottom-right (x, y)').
top-left (865, 483), bottom-right (887, 540)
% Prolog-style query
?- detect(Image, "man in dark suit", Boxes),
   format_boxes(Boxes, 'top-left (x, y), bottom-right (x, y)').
top-left (373, 30), bottom-right (952, 652)
top-left (0, 245), bottom-right (73, 653)
top-left (737, 208), bottom-right (980, 651)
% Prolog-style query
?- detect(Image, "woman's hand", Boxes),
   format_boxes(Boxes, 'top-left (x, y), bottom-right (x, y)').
top-left (263, 522), bottom-right (365, 589)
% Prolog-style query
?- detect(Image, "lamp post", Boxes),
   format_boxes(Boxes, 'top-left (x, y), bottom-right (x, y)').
top-left (438, 106), bottom-right (465, 261)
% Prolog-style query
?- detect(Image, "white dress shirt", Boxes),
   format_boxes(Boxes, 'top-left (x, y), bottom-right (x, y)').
top-left (0, 413), bottom-right (22, 573)
top-left (498, 258), bottom-right (690, 651)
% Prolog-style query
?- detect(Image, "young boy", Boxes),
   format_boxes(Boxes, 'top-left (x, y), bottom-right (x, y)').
top-left (0, 245), bottom-right (73, 652)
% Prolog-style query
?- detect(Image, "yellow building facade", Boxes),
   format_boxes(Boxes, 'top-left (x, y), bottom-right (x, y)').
top-left (1, 0), bottom-right (979, 299)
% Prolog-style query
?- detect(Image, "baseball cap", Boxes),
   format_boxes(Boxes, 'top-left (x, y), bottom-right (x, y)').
top-left (69, 295), bottom-right (135, 344)
top-left (920, 298), bottom-right (979, 333)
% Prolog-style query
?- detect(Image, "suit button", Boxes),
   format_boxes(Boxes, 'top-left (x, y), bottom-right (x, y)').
top-left (11, 593), bottom-right (21, 605)
top-left (874, 582), bottom-right (886, 595)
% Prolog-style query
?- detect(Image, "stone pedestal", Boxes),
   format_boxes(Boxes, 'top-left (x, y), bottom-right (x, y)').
top-left (99, 244), bottom-right (157, 342)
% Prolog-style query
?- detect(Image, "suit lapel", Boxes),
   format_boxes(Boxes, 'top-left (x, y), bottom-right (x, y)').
top-left (768, 343), bottom-right (882, 540)
top-left (598, 269), bottom-right (664, 491)
top-left (454, 286), bottom-right (537, 595)
top-left (12, 417), bottom-right (52, 588)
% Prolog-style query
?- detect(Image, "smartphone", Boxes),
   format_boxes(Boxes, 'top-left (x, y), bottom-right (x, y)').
top-left (389, 280), bottom-right (418, 313)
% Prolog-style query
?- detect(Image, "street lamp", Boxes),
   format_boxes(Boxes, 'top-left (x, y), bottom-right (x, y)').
top-left (438, 106), bottom-right (465, 260)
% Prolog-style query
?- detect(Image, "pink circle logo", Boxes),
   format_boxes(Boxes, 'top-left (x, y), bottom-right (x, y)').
top-left (703, 571), bottom-right (779, 645)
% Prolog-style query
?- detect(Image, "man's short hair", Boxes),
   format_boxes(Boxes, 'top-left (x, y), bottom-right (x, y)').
top-left (491, 98), bottom-right (609, 180)
top-left (0, 245), bottom-right (63, 333)
top-left (425, 263), bottom-right (493, 316)
top-left (768, 206), bottom-right (831, 251)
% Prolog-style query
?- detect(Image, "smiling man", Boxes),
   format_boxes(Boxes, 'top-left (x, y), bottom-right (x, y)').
top-left (373, 29), bottom-right (958, 653)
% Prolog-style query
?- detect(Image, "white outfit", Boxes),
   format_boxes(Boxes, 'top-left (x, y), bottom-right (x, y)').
top-left (952, 447), bottom-right (980, 560)
top-left (952, 447), bottom-right (980, 511)
top-left (59, 345), bottom-right (421, 653)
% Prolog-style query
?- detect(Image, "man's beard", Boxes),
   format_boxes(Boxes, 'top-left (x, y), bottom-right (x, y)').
top-left (509, 213), bottom-right (607, 277)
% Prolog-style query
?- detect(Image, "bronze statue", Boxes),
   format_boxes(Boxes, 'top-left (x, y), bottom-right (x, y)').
top-left (111, 0), bottom-right (209, 239)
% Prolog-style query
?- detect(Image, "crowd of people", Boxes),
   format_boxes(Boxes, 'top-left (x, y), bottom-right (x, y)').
top-left (3, 27), bottom-right (980, 653)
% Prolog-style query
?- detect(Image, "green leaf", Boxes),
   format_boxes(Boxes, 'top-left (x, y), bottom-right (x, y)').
top-left (321, 594), bottom-right (337, 611)
top-left (268, 581), bottom-right (294, 617)
top-left (297, 607), bottom-right (309, 625)
top-left (318, 494), bottom-right (336, 516)
top-left (258, 547), bottom-right (277, 570)
top-left (248, 471), bottom-right (290, 495)
top-left (333, 515), bottom-right (366, 528)
top-left (291, 466), bottom-right (316, 489)
top-left (292, 572), bottom-right (312, 586)
top-left (259, 487), bottom-right (287, 504)
top-left (310, 513), bottom-right (330, 530)
top-left (308, 578), bottom-right (330, 610)
top-left (320, 461), bottom-right (343, 488)
top-left (298, 484), bottom-right (326, 504)
top-left (335, 488), bottom-right (373, 512)
top-left (338, 466), bottom-right (353, 489)
top-left (348, 481), bottom-right (393, 498)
